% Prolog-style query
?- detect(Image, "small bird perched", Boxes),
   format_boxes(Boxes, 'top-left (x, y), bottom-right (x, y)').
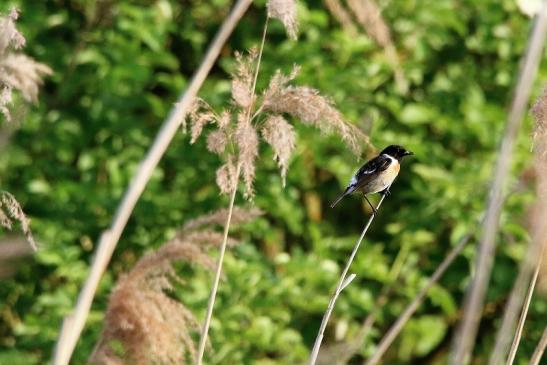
top-left (331, 145), bottom-right (413, 212)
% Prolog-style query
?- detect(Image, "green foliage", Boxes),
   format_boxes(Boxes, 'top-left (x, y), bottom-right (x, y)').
top-left (1, 0), bottom-right (546, 364)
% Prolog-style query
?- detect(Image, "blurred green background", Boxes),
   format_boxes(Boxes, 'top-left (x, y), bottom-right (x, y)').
top-left (1, 0), bottom-right (546, 364)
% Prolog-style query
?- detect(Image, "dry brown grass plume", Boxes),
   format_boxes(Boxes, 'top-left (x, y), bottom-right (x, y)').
top-left (324, 0), bottom-right (406, 92)
top-left (89, 207), bottom-right (262, 365)
top-left (0, 8), bottom-right (52, 122)
top-left (188, 54), bottom-right (369, 198)
top-left (0, 191), bottom-right (36, 251)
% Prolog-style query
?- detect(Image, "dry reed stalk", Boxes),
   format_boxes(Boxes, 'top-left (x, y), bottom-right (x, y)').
top-left (53, 1), bottom-right (253, 363)
top-left (490, 86), bottom-right (547, 365)
top-left (195, 163), bottom-right (240, 365)
top-left (308, 194), bottom-right (387, 365)
top-left (530, 326), bottom-right (547, 365)
top-left (449, 3), bottom-right (547, 364)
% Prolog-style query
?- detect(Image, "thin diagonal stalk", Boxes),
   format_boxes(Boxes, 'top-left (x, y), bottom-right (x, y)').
top-left (364, 231), bottom-right (472, 365)
top-left (449, 3), bottom-right (547, 364)
top-left (196, 163), bottom-right (241, 365)
top-left (308, 194), bottom-right (387, 365)
top-left (195, 17), bottom-right (269, 365)
top-left (530, 326), bottom-right (547, 365)
top-left (335, 242), bottom-right (410, 365)
top-left (53, 1), bottom-right (253, 364)
top-left (505, 240), bottom-right (546, 365)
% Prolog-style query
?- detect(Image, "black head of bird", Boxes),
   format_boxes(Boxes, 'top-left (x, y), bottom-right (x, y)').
top-left (380, 145), bottom-right (413, 161)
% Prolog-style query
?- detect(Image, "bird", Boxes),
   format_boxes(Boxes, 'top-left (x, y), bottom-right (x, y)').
top-left (330, 145), bottom-right (413, 212)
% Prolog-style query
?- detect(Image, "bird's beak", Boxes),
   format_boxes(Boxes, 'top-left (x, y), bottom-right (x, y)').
top-left (404, 150), bottom-right (414, 156)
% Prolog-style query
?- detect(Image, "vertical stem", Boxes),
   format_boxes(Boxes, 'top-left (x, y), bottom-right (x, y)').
top-left (308, 194), bottom-right (387, 365)
top-left (449, 3), bottom-right (547, 364)
top-left (248, 17), bottom-right (269, 120)
top-left (196, 164), bottom-right (241, 365)
top-left (53, 1), bottom-right (252, 364)
top-left (196, 16), bottom-right (270, 364)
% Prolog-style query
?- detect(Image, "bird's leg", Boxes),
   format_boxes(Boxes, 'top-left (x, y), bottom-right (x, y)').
top-left (380, 187), bottom-right (391, 196)
top-left (363, 195), bottom-right (377, 215)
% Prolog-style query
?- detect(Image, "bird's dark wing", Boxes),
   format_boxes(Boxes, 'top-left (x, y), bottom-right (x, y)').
top-left (350, 154), bottom-right (392, 190)
top-left (331, 154), bottom-right (392, 208)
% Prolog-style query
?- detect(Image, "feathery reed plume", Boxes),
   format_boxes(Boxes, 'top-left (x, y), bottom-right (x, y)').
top-left (261, 115), bottom-right (296, 186)
top-left (308, 194), bottom-right (387, 365)
top-left (182, 206), bottom-right (263, 232)
top-left (449, 4), bottom-right (547, 364)
top-left (323, 0), bottom-right (357, 35)
top-left (345, 0), bottom-right (406, 92)
top-left (0, 191), bottom-right (37, 251)
top-left (89, 242), bottom-right (212, 365)
top-left (54, 1), bottom-right (254, 364)
top-left (346, 0), bottom-right (390, 47)
top-left (489, 86), bottom-right (547, 365)
top-left (261, 71), bottom-right (368, 156)
top-left (267, 0), bottom-right (299, 40)
top-left (0, 8), bottom-right (52, 122)
top-left (192, 1), bottom-right (369, 363)
top-left (89, 207), bottom-right (259, 365)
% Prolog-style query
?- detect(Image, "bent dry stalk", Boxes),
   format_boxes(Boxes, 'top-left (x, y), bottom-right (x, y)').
top-left (308, 194), bottom-right (387, 365)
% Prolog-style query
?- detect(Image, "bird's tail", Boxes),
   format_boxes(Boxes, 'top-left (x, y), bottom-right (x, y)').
top-left (330, 190), bottom-right (349, 208)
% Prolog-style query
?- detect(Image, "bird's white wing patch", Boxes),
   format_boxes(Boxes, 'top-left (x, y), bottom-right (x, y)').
top-left (382, 154), bottom-right (397, 165)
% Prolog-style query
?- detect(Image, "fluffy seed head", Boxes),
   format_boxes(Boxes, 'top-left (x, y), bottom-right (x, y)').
top-left (216, 156), bottom-right (239, 195)
top-left (235, 115), bottom-right (259, 198)
top-left (231, 49), bottom-right (257, 108)
top-left (182, 206), bottom-right (263, 232)
top-left (267, 0), bottom-right (299, 40)
top-left (0, 8), bottom-right (25, 53)
top-left (263, 80), bottom-right (368, 156)
top-left (261, 115), bottom-right (296, 186)
top-left (206, 129), bottom-right (227, 155)
top-left (0, 192), bottom-right (36, 251)
top-left (89, 241), bottom-right (213, 365)
top-left (346, 0), bottom-right (391, 47)
top-left (1, 9), bottom-right (51, 122)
